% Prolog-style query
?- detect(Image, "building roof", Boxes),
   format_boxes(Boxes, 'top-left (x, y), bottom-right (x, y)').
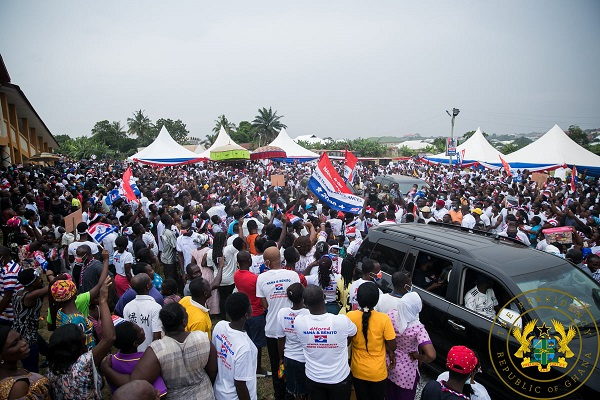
top-left (0, 54), bottom-right (58, 149)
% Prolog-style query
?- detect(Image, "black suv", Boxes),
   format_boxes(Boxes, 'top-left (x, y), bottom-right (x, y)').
top-left (356, 223), bottom-right (600, 400)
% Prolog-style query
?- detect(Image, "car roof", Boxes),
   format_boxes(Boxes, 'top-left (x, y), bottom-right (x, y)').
top-left (371, 223), bottom-right (568, 276)
top-left (373, 174), bottom-right (430, 188)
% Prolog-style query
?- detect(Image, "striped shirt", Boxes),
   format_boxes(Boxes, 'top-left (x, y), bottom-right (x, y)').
top-left (0, 261), bottom-right (24, 321)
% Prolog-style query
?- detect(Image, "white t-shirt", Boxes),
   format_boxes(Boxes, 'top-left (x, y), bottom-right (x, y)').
top-left (275, 307), bottom-right (309, 362)
top-left (461, 214), bottom-right (476, 229)
top-left (306, 273), bottom-right (340, 303)
top-left (348, 278), bottom-right (382, 311)
top-left (464, 286), bottom-right (498, 319)
top-left (328, 218), bottom-right (343, 236)
top-left (293, 312), bottom-right (357, 384)
top-left (207, 245), bottom-right (239, 286)
top-left (376, 293), bottom-right (405, 314)
top-left (113, 250), bottom-right (134, 277)
top-left (67, 240), bottom-right (99, 257)
top-left (256, 269), bottom-right (300, 338)
top-left (176, 234), bottom-right (198, 268)
top-left (212, 321), bottom-right (258, 400)
top-left (250, 254), bottom-right (265, 275)
top-left (123, 295), bottom-right (163, 352)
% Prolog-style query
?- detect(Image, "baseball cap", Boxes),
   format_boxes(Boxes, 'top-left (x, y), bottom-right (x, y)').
top-left (446, 346), bottom-right (478, 374)
top-left (421, 206), bottom-right (431, 213)
top-left (345, 226), bottom-right (356, 237)
top-left (436, 200), bottom-right (445, 207)
top-left (471, 208), bottom-right (483, 215)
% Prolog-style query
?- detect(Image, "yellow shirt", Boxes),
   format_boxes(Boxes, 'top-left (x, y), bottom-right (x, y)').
top-left (347, 310), bottom-right (396, 381)
top-left (179, 296), bottom-right (212, 339)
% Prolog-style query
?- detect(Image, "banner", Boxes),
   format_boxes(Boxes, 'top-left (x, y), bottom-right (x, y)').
top-left (446, 137), bottom-right (457, 156)
top-left (343, 147), bottom-right (358, 183)
top-left (105, 189), bottom-right (122, 205)
top-left (87, 222), bottom-right (118, 243)
top-left (571, 165), bottom-right (578, 193)
top-left (308, 153), bottom-right (364, 213)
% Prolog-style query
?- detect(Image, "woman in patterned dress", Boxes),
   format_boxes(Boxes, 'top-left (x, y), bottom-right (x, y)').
top-left (102, 303), bottom-right (218, 400)
top-left (386, 292), bottom-right (436, 400)
top-left (0, 325), bottom-right (50, 400)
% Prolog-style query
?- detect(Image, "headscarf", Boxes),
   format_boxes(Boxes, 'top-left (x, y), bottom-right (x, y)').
top-left (395, 291), bottom-right (422, 335)
top-left (51, 279), bottom-right (77, 302)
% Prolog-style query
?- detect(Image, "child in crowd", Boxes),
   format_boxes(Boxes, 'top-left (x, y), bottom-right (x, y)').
top-left (161, 278), bottom-right (181, 305)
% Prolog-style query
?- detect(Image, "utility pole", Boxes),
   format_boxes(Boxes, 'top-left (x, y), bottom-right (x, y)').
top-left (446, 108), bottom-right (460, 166)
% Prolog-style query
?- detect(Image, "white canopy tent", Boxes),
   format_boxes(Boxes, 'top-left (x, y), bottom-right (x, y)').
top-left (503, 124), bottom-right (600, 168)
top-left (129, 126), bottom-right (204, 166)
top-left (268, 128), bottom-right (319, 162)
top-left (425, 128), bottom-right (503, 165)
top-left (197, 126), bottom-right (245, 159)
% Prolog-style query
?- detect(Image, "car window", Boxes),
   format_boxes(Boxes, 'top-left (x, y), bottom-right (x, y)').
top-left (355, 237), bottom-right (374, 263)
top-left (411, 250), bottom-right (452, 297)
top-left (459, 267), bottom-right (516, 324)
top-left (370, 240), bottom-right (408, 275)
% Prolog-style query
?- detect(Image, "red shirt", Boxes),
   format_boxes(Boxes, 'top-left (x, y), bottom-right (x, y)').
top-left (233, 269), bottom-right (264, 317)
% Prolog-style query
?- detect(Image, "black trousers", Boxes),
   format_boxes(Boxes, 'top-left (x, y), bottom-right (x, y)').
top-left (306, 373), bottom-right (352, 400)
top-left (352, 377), bottom-right (386, 400)
top-left (217, 284), bottom-right (235, 319)
top-left (266, 336), bottom-right (289, 400)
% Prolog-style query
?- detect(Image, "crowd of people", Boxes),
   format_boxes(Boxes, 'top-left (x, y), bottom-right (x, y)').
top-left (0, 156), bottom-right (598, 400)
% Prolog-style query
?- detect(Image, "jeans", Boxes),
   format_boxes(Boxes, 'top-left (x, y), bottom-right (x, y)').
top-left (306, 373), bottom-right (352, 400)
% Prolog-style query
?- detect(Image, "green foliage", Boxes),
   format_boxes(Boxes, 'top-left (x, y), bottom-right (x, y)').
top-left (58, 136), bottom-right (115, 159)
top-left (54, 134), bottom-right (72, 152)
top-left (501, 137), bottom-right (532, 154)
top-left (201, 133), bottom-right (218, 148)
top-left (397, 145), bottom-right (414, 157)
top-left (297, 137), bottom-right (387, 157)
top-left (568, 125), bottom-right (589, 146)
top-left (462, 130), bottom-right (488, 141)
top-left (91, 120), bottom-right (127, 150)
top-left (231, 121), bottom-right (254, 144)
top-left (587, 144), bottom-right (600, 156)
top-left (127, 110), bottom-right (154, 147)
top-left (213, 115), bottom-right (237, 135)
top-left (252, 107), bottom-right (287, 146)
top-left (153, 118), bottom-right (189, 145)
top-left (431, 137), bottom-right (446, 153)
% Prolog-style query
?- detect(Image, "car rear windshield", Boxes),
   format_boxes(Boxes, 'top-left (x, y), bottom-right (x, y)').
top-left (514, 264), bottom-right (600, 330)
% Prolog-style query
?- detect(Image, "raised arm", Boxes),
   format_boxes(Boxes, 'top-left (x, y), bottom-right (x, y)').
top-left (88, 249), bottom-right (110, 301)
top-left (92, 277), bottom-right (116, 366)
top-left (209, 256), bottom-right (224, 291)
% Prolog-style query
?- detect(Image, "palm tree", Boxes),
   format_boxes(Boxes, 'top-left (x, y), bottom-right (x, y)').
top-left (213, 115), bottom-right (237, 135)
top-left (201, 133), bottom-right (218, 148)
top-left (252, 107), bottom-right (287, 146)
top-left (127, 110), bottom-right (154, 145)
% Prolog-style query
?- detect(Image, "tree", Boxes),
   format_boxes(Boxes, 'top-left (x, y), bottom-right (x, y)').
top-left (213, 115), bottom-right (237, 135)
top-left (127, 110), bottom-right (154, 146)
top-left (54, 134), bottom-right (73, 152)
top-left (252, 107), bottom-right (287, 146)
top-left (91, 120), bottom-right (127, 152)
top-left (397, 145), bottom-right (414, 157)
top-left (462, 130), bottom-right (488, 141)
top-left (201, 133), bottom-right (218, 148)
top-left (501, 143), bottom-right (520, 154)
top-left (347, 138), bottom-right (387, 157)
top-left (568, 125), bottom-right (589, 146)
top-left (62, 136), bottom-right (114, 159)
top-left (432, 137), bottom-right (446, 153)
top-left (153, 118), bottom-right (189, 145)
top-left (231, 121), bottom-right (254, 144)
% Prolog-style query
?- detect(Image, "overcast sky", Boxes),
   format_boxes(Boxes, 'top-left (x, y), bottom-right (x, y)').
top-left (1, 0), bottom-right (599, 140)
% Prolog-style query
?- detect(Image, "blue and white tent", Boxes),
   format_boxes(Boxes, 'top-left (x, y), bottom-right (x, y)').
top-left (425, 128), bottom-right (502, 166)
top-left (497, 125), bottom-right (600, 177)
top-left (130, 126), bottom-right (204, 166)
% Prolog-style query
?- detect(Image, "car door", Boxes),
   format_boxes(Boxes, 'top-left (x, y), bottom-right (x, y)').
top-left (405, 248), bottom-right (452, 365)
top-left (369, 239), bottom-right (409, 293)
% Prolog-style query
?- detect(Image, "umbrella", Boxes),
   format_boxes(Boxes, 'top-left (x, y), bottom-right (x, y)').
top-left (210, 144), bottom-right (250, 162)
top-left (250, 145), bottom-right (287, 160)
top-left (27, 152), bottom-right (61, 162)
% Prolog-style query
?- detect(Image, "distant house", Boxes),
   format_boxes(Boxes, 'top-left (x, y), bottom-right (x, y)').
top-left (395, 140), bottom-right (430, 151)
top-left (294, 134), bottom-right (325, 145)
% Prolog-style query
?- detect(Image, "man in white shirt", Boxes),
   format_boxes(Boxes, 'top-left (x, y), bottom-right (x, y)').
top-left (123, 274), bottom-right (163, 352)
top-left (432, 200), bottom-right (448, 222)
top-left (256, 247), bottom-right (300, 400)
top-left (464, 274), bottom-right (499, 319)
top-left (461, 208), bottom-right (481, 229)
top-left (376, 271), bottom-right (411, 314)
top-left (327, 210), bottom-right (343, 237)
top-left (68, 222), bottom-right (99, 265)
top-left (348, 259), bottom-right (382, 311)
top-left (294, 285), bottom-right (356, 399)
